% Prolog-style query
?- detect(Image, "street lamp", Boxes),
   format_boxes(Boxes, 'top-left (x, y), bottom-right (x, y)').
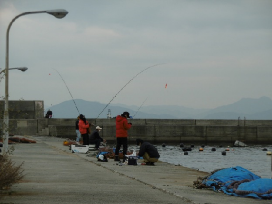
top-left (0, 67), bottom-right (28, 75)
top-left (2, 9), bottom-right (68, 154)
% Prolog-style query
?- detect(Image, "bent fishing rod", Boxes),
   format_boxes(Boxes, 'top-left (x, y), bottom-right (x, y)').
top-left (54, 69), bottom-right (80, 114)
top-left (96, 63), bottom-right (165, 119)
top-left (132, 96), bottom-right (149, 118)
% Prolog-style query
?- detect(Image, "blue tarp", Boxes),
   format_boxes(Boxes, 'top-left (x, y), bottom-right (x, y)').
top-left (202, 166), bottom-right (272, 199)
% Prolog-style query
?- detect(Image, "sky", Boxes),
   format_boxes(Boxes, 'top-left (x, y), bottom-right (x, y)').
top-left (0, 0), bottom-right (272, 109)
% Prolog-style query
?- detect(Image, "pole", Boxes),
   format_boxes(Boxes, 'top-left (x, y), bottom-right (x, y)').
top-left (2, 10), bottom-right (68, 154)
top-left (3, 17), bottom-right (11, 154)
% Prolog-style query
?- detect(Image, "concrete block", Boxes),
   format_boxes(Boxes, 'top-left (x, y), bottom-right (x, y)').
top-left (196, 120), bottom-right (238, 126)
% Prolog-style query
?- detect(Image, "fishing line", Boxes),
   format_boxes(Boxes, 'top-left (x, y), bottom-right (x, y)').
top-left (53, 69), bottom-right (80, 114)
top-left (96, 63), bottom-right (165, 119)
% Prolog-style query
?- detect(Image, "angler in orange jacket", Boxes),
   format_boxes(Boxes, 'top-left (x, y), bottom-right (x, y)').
top-left (114, 111), bottom-right (132, 162)
top-left (78, 114), bottom-right (90, 145)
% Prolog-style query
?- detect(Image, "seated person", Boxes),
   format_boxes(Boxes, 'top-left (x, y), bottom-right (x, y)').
top-left (46, 109), bottom-right (53, 118)
top-left (89, 126), bottom-right (106, 149)
top-left (136, 139), bottom-right (160, 166)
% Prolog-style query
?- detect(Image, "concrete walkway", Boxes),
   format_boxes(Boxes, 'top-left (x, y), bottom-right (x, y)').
top-left (0, 136), bottom-right (270, 204)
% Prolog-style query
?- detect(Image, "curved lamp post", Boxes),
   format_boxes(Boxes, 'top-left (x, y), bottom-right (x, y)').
top-left (2, 9), bottom-right (68, 154)
top-left (0, 67), bottom-right (28, 75)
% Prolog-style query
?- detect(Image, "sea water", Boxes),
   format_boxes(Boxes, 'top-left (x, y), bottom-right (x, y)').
top-left (130, 145), bottom-right (271, 178)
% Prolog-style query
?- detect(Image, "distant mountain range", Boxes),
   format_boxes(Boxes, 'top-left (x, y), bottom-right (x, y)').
top-left (45, 96), bottom-right (272, 119)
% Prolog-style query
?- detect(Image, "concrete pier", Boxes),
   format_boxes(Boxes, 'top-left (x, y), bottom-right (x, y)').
top-left (0, 136), bottom-right (271, 204)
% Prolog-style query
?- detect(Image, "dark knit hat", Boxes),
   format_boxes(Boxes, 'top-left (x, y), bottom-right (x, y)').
top-left (122, 111), bottom-right (130, 118)
top-left (79, 114), bottom-right (85, 119)
top-left (136, 139), bottom-right (143, 145)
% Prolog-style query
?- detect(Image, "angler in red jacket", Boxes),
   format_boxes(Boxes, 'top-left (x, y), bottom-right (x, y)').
top-left (114, 111), bottom-right (132, 162)
top-left (78, 114), bottom-right (90, 145)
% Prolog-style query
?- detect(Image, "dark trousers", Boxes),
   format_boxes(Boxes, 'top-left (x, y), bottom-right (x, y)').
top-left (90, 138), bottom-right (102, 149)
top-left (82, 134), bottom-right (89, 145)
top-left (115, 137), bottom-right (127, 156)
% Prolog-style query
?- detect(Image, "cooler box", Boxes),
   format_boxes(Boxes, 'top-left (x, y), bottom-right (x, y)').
top-left (71, 144), bottom-right (90, 153)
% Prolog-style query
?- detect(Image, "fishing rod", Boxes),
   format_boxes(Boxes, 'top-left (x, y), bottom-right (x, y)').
top-left (96, 63), bottom-right (165, 119)
top-left (54, 69), bottom-right (80, 114)
top-left (133, 96), bottom-right (149, 118)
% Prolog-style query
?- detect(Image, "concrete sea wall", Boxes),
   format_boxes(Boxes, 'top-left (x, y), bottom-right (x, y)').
top-left (1, 118), bottom-right (272, 145)
top-left (1, 101), bottom-right (271, 145)
top-left (0, 100), bottom-right (44, 119)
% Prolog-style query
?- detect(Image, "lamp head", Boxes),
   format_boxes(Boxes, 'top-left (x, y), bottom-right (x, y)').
top-left (46, 9), bottom-right (68, 19)
top-left (18, 67), bottom-right (28, 72)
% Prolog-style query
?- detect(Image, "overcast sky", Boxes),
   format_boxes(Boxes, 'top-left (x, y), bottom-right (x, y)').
top-left (0, 0), bottom-right (272, 110)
